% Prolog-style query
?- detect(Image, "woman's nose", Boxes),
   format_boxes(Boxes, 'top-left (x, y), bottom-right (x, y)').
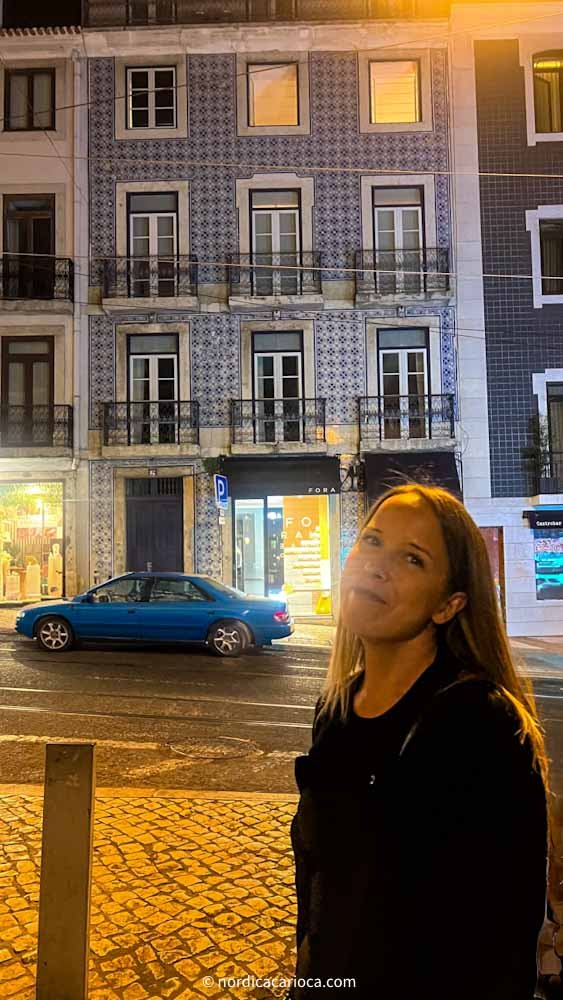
top-left (363, 559), bottom-right (387, 579)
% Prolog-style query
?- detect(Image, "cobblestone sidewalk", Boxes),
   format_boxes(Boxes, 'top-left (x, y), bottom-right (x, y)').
top-left (0, 788), bottom-right (299, 999)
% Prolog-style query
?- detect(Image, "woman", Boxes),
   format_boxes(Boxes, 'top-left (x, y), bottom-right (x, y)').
top-left (288, 482), bottom-right (553, 1000)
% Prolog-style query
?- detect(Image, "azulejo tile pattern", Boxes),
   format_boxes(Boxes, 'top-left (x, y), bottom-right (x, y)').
top-left (89, 461), bottom-right (114, 582)
top-left (340, 490), bottom-right (366, 567)
top-left (195, 472), bottom-right (223, 578)
top-left (89, 316), bottom-right (115, 429)
top-left (191, 315), bottom-right (240, 427)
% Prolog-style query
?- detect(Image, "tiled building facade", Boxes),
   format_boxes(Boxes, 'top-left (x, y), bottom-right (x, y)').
top-left (84, 12), bottom-right (461, 619)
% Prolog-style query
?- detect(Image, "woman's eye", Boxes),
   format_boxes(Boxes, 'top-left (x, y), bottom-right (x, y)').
top-left (407, 553), bottom-right (423, 567)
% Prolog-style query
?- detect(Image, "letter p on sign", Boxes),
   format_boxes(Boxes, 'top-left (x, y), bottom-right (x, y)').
top-left (214, 474), bottom-right (229, 510)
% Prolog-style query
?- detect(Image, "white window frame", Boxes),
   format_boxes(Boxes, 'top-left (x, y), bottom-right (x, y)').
top-left (126, 66), bottom-right (177, 131)
top-left (236, 52), bottom-right (310, 137)
top-left (526, 206), bottom-right (563, 308)
top-left (374, 197), bottom-right (424, 293)
top-left (251, 199), bottom-right (301, 296)
top-left (129, 352), bottom-right (178, 403)
top-left (129, 209), bottom-right (178, 298)
top-left (253, 344), bottom-right (304, 444)
top-left (358, 49), bottom-right (433, 134)
top-left (378, 346), bottom-right (429, 440)
top-left (115, 56), bottom-right (187, 141)
top-left (520, 34), bottom-right (563, 146)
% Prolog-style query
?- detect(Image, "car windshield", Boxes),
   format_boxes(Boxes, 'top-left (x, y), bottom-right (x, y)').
top-left (202, 578), bottom-right (247, 599)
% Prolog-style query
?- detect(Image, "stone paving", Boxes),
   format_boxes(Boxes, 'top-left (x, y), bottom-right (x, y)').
top-left (0, 789), bottom-right (299, 999)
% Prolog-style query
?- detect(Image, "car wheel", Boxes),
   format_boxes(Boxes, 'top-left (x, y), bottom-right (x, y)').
top-left (208, 620), bottom-right (249, 658)
top-left (36, 615), bottom-right (74, 653)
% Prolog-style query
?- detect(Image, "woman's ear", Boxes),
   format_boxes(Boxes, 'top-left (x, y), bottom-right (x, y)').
top-left (432, 591), bottom-right (467, 626)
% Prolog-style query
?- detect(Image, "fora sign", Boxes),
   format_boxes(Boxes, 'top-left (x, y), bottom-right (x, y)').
top-left (307, 486), bottom-right (338, 495)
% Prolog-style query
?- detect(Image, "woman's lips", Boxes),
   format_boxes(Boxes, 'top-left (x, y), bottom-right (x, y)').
top-left (348, 585), bottom-right (387, 605)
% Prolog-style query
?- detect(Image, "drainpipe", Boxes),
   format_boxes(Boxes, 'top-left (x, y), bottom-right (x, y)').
top-left (72, 46), bottom-right (89, 587)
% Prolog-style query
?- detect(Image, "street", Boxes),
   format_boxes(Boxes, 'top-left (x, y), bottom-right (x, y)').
top-left (1, 635), bottom-right (563, 796)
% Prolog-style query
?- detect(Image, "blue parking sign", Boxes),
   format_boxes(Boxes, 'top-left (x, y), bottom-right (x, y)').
top-left (214, 474), bottom-right (229, 510)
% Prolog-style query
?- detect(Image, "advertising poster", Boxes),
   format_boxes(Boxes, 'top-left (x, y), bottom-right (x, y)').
top-left (534, 529), bottom-right (563, 600)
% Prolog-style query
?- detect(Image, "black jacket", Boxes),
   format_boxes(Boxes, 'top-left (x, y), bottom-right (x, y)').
top-left (289, 653), bottom-right (548, 1000)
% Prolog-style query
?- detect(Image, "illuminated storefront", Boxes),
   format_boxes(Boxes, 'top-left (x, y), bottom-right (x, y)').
top-left (224, 457), bottom-right (340, 619)
top-left (523, 509), bottom-right (563, 602)
top-left (0, 482), bottom-right (64, 602)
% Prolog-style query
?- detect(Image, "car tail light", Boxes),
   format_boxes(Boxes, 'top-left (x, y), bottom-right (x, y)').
top-left (273, 610), bottom-right (290, 623)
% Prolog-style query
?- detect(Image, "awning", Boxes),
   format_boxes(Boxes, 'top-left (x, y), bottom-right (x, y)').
top-left (523, 509), bottom-right (563, 529)
top-left (221, 456), bottom-right (341, 499)
top-left (364, 450), bottom-right (461, 506)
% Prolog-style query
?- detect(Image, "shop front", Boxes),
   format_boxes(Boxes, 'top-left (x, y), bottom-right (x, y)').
top-left (524, 508), bottom-right (563, 602)
top-left (363, 449), bottom-right (461, 506)
top-left (0, 481), bottom-right (64, 601)
top-left (222, 457), bottom-right (340, 618)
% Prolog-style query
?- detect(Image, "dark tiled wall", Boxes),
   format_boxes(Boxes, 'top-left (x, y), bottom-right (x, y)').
top-left (475, 39), bottom-right (563, 497)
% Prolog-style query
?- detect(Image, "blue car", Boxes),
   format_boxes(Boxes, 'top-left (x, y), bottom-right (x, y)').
top-left (15, 572), bottom-right (294, 658)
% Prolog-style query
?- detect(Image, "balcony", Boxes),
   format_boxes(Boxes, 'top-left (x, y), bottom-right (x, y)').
top-left (102, 401), bottom-right (200, 450)
top-left (359, 394), bottom-right (455, 447)
top-left (231, 398), bottom-right (326, 449)
top-left (355, 249), bottom-right (450, 303)
top-left (530, 451), bottom-right (563, 495)
top-left (228, 253), bottom-right (323, 311)
top-left (0, 405), bottom-right (73, 450)
top-left (102, 256), bottom-right (198, 314)
top-left (85, 0), bottom-right (448, 28)
top-left (0, 255), bottom-right (73, 308)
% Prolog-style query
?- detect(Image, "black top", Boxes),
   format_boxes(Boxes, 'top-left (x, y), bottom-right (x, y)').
top-left (289, 646), bottom-right (548, 1000)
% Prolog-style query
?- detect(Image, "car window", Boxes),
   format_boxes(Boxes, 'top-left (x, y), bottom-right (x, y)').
top-left (201, 578), bottom-right (246, 599)
top-left (150, 578), bottom-right (208, 602)
top-left (92, 577), bottom-right (148, 603)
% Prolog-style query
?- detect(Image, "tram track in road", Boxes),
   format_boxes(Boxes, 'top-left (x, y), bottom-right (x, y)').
top-left (0, 702), bottom-right (312, 730)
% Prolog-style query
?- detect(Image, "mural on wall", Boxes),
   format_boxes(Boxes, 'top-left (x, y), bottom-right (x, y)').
top-left (534, 529), bottom-right (563, 600)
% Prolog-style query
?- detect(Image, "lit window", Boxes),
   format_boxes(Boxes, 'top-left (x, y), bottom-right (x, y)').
top-left (248, 63), bottom-right (299, 127)
top-left (533, 53), bottom-right (563, 133)
top-left (540, 220), bottom-right (563, 294)
top-left (369, 60), bottom-right (420, 125)
top-left (127, 67), bottom-right (176, 129)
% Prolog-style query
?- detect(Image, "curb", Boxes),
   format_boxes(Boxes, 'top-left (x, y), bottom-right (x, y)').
top-left (0, 783), bottom-right (300, 802)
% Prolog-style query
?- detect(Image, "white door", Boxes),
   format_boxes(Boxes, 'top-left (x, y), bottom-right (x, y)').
top-left (129, 212), bottom-right (177, 297)
top-left (379, 348), bottom-right (428, 439)
top-left (129, 353), bottom-right (178, 443)
top-left (254, 351), bottom-right (302, 442)
top-left (252, 208), bottom-right (300, 295)
top-left (375, 203), bottom-right (423, 293)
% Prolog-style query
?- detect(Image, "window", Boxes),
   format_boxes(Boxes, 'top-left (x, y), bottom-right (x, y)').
top-left (236, 53), bottom-right (310, 136)
top-left (540, 220), bottom-right (563, 295)
top-left (253, 331), bottom-right (303, 442)
top-left (128, 192), bottom-right (178, 297)
top-left (377, 328), bottom-right (428, 440)
top-left (247, 63), bottom-right (299, 127)
top-left (533, 53), bottom-right (563, 134)
top-left (127, 67), bottom-right (176, 129)
top-left (251, 190), bottom-right (301, 295)
top-left (370, 60), bottom-right (420, 125)
top-left (150, 578), bottom-right (207, 602)
top-left (4, 69), bottom-right (55, 131)
top-left (3, 195), bottom-right (55, 299)
top-left (92, 576), bottom-right (149, 603)
top-left (128, 333), bottom-right (179, 444)
top-left (373, 188), bottom-right (423, 293)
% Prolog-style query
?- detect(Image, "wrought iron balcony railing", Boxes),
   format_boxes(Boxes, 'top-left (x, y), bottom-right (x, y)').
top-left (228, 253), bottom-right (322, 298)
top-left (231, 398), bottom-right (326, 445)
top-left (531, 451), bottom-right (563, 494)
top-left (103, 256), bottom-right (198, 300)
top-left (355, 249), bottom-right (450, 297)
top-left (0, 405), bottom-right (73, 448)
top-left (85, 0), bottom-right (447, 28)
top-left (359, 394), bottom-right (455, 443)
top-left (0, 255), bottom-right (73, 302)
top-left (103, 401), bottom-right (200, 447)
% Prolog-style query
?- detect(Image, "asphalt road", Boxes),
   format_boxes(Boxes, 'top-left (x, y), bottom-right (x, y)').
top-left (1, 635), bottom-right (563, 795)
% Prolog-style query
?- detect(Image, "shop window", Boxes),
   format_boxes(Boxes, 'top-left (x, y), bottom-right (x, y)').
top-left (369, 60), bottom-right (421, 125)
top-left (4, 69), bottom-right (55, 131)
top-left (0, 482), bottom-right (63, 601)
top-left (533, 52), bottom-right (563, 134)
top-left (534, 529), bottom-right (563, 600)
top-left (248, 63), bottom-right (299, 127)
top-left (235, 494), bottom-right (331, 616)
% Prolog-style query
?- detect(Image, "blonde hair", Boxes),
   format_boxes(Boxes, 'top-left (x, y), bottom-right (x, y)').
top-left (318, 482), bottom-right (553, 849)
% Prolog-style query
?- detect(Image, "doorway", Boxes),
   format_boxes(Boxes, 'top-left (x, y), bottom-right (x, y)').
top-left (3, 194), bottom-right (54, 299)
top-left (125, 477), bottom-right (183, 572)
top-left (1, 337), bottom-right (54, 445)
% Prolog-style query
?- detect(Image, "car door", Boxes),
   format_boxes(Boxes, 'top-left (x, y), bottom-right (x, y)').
top-left (76, 575), bottom-right (151, 639)
top-left (140, 576), bottom-right (215, 641)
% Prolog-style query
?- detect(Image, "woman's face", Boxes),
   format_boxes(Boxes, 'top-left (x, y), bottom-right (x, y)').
top-left (341, 494), bottom-right (466, 643)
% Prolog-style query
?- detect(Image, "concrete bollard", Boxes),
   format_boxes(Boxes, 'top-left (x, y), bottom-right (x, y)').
top-left (36, 743), bottom-right (96, 999)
